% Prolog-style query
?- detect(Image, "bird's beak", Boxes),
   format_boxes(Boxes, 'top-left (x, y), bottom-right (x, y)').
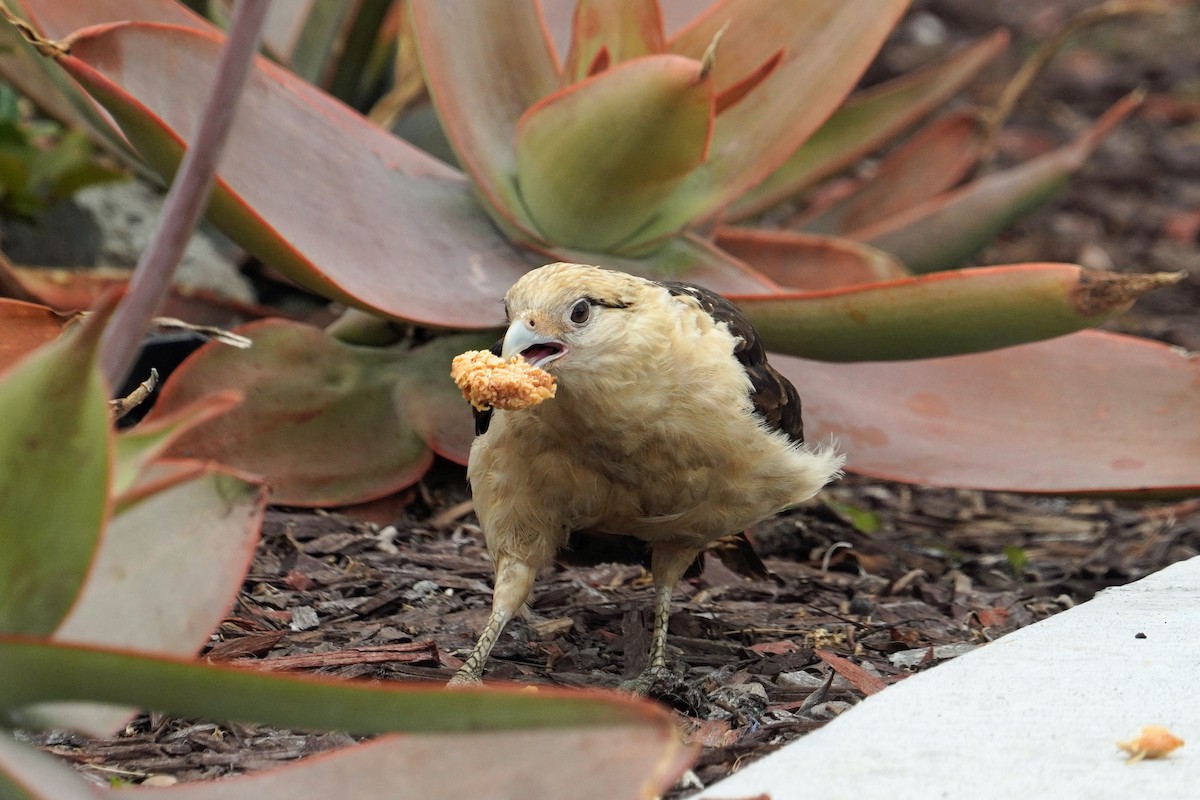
top-left (502, 319), bottom-right (568, 368)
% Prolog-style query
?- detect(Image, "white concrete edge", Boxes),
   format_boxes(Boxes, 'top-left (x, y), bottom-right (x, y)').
top-left (695, 555), bottom-right (1199, 799)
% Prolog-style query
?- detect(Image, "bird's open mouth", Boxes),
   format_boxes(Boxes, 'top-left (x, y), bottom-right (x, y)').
top-left (520, 342), bottom-right (566, 368)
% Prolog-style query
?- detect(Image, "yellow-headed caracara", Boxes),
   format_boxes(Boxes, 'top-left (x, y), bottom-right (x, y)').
top-left (451, 263), bottom-right (844, 692)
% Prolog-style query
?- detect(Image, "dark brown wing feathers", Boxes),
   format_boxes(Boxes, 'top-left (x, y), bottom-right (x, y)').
top-left (659, 281), bottom-right (805, 444)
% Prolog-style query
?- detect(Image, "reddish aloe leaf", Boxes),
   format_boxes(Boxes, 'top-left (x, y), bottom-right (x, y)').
top-left (515, 54), bottom-right (714, 251)
top-left (632, 0), bottom-right (909, 244)
top-left (0, 300), bottom-right (113, 636)
top-left (731, 265), bottom-right (1177, 362)
top-left (0, 731), bottom-right (97, 800)
top-left (0, 299), bottom-right (67, 373)
top-left (0, 727), bottom-right (691, 800)
top-left (29, 462), bottom-right (266, 736)
top-left (562, 0), bottom-right (665, 83)
top-left (38, 19), bottom-right (530, 329)
top-left (784, 330), bottom-right (1200, 496)
top-left (409, 0), bottom-right (560, 240)
top-left (13, 266), bottom-right (287, 326)
top-left (549, 232), bottom-right (781, 295)
top-left (855, 94), bottom-right (1141, 273)
top-left (19, 0), bottom-right (208, 35)
top-left (402, 334), bottom-right (494, 465)
top-left (800, 109), bottom-right (984, 235)
top-left (727, 30), bottom-right (1009, 221)
top-left (113, 392), bottom-right (242, 498)
top-left (715, 227), bottom-right (909, 291)
top-left (145, 319), bottom-right (433, 507)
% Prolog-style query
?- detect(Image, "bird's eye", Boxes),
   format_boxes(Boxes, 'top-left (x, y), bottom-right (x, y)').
top-left (568, 299), bottom-right (591, 325)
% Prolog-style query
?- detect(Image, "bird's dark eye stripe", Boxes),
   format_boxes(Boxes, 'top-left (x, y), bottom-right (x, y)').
top-left (588, 297), bottom-right (630, 309)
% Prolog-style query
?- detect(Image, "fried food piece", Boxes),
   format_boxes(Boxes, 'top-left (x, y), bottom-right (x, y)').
top-left (451, 349), bottom-right (556, 412)
top-left (1117, 725), bottom-right (1184, 763)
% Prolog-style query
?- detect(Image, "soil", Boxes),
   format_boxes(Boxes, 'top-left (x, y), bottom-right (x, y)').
top-left (21, 1), bottom-right (1200, 795)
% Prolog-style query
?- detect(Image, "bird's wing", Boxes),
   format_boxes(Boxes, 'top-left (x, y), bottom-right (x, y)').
top-left (472, 338), bottom-right (504, 436)
top-left (657, 281), bottom-right (805, 444)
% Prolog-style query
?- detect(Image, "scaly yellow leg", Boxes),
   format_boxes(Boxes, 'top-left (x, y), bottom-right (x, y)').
top-left (619, 543), bottom-right (698, 695)
top-left (448, 558), bottom-right (536, 686)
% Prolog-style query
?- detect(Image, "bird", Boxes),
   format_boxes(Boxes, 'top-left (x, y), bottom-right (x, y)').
top-left (449, 262), bottom-right (843, 692)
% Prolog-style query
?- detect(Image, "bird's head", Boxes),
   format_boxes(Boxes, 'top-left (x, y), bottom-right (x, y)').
top-left (501, 263), bottom-right (644, 376)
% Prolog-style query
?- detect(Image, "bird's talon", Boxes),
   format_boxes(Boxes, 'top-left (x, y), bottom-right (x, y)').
top-left (618, 666), bottom-right (672, 696)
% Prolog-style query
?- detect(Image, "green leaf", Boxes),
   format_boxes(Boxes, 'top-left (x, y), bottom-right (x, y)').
top-left (727, 30), bottom-right (1008, 221)
top-left (515, 54), bottom-right (714, 251)
top-left (0, 304), bottom-right (111, 635)
top-left (822, 498), bottom-right (881, 535)
top-left (778, 330), bottom-right (1200, 496)
top-left (732, 264), bottom-right (1178, 362)
top-left (0, 638), bottom-right (675, 734)
top-left (856, 94), bottom-right (1141, 273)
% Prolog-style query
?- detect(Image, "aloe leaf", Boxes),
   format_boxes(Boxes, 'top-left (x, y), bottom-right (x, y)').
top-left (0, 638), bottom-right (676, 733)
top-left (715, 227), bottom-right (909, 291)
top-left (548, 231), bottom-right (781, 295)
top-left (401, 333), bottom-right (495, 465)
top-left (627, 0), bottom-right (908, 246)
top-left (561, 0), bottom-right (666, 83)
top-left (515, 54), bottom-right (713, 251)
top-left (0, 302), bottom-right (112, 636)
top-left (0, 731), bottom-right (96, 800)
top-left (144, 319), bottom-right (433, 506)
top-left (800, 109), bottom-right (984, 235)
top-left (784, 330), bottom-right (1200, 496)
top-left (0, 299), bottom-right (66, 372)
top-left (112, 392), bottom-right (242, 498)
top-left (854, 94), bottom-right (1140, 273)
top-left (0, 726), bottom-right (691, 800)
top-left (731, 265), bottom-right (1180, 362)
top-left (26, 463), bottom-right (266, 736)
top-left (30, 19), bottom-right (529, 329)
top-left (727, 30), bottom-right (1009, 221)
top-left (409, 0), bottom-right (559, 239)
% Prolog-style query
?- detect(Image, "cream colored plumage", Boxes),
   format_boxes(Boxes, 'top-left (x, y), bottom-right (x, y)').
top-left (450, 263), bottom-right (843, 690)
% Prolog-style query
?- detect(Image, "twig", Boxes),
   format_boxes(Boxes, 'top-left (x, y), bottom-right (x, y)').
top-left (109, 368), bottom-right (159, 420)
top-left (98, 0), bottom-right (271, 389)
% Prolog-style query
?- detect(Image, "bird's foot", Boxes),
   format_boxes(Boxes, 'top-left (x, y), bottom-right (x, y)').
top-left (446, 669), bottom-right (484, 688)
top-left (618, 665), bottom-right (678, 697)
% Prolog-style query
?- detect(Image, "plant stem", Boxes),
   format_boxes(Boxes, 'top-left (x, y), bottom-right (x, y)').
top-left (98, 0), bottom-right (271, 389)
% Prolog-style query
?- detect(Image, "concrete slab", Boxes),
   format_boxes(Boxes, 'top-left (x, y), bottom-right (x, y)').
top-left (696, 556), bottom-right (1198, 799)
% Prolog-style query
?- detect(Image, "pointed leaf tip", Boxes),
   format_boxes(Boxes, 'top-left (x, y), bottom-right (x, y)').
top-left (1072, 271), bottom-right (1184, 316)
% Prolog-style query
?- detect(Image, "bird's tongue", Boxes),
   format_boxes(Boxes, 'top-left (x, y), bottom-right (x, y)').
top-left (521, 343), bottom-right (562, 364)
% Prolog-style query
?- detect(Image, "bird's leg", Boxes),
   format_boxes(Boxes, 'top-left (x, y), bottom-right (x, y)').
top-left (619, 543), bottom-right (698, 695)
top-left (448, 557), bottom-right (536, 686)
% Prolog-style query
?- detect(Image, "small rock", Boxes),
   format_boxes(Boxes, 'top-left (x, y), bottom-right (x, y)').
top-left (289, 606), bottom-right (319, 631)
top-left (888, 642), bottom-right (978, 668)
